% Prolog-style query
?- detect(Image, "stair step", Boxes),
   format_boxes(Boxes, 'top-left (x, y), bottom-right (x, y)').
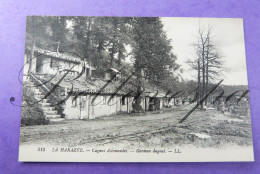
top-left (34, 92), bottom-right (42, 95)
top-left (44, 110), bottom-right (58, 115)
top-left (40, 103), bottom-right (52, 106)
top-left (49, 118), bottom-right (65, 122)
top-left (33, 89), bottom-right (41, 93)
top-left (26, 82), bottom-right (34, 86)
top-left (35, 94), bottom-right (45, 98)
top-left (25, 80), bottom-right (33, 83)
top-left (45, 114), bottom-right (61, 118)
top-left (42, 107), bottom-right (55, 111)
top-left (41, 99), bottom-right (49, 102)
top-left (35, 96), bottom-right (46, 101)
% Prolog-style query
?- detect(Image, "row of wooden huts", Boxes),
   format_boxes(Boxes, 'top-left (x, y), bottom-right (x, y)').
top-left (63, 89), bottom-right (173, 120)
top-left (24, 48), bottom-right (176, 120)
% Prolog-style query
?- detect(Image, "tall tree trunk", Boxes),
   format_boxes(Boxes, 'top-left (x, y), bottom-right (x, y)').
top-left (132, 54), bottom-right (144, 113)
top-left (117, 43), bottom-right (124, 66)
top-left (110, 42), bottom-right (115, 68)
top-left (97, 41), bottom-right (103, 70)
top-left (84, 18), bottom-right (92, 61)
top-left (97, 51), bottom-right (101, 70)
top-left (198, 58), bottom-right (202, 108)
top-left (205, 39), bottom-right (209, 106)
top-left (118, 47), bottom-right (122, 66)
top-left (200, 31), bottom-right (206, 109)
top-left (202, 48), bottom-right (205, 109)
top-left (205, 58), bottom-right (209, 106)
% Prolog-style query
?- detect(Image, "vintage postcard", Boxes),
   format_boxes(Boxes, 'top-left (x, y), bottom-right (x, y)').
top-left (18, 16), bottom-right (254, 162)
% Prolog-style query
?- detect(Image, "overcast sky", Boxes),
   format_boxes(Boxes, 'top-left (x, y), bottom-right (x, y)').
top-left (160, 17), bottom-right (248, 86)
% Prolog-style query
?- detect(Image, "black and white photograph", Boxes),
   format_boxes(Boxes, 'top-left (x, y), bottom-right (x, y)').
top-left (18, 16), bottom-right (254, 162)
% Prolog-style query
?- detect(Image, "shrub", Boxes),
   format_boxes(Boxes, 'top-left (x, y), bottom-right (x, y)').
top-left (21, 86), bottom-right (49, 126)
top-left (21, 106), bottom-right (49, 126)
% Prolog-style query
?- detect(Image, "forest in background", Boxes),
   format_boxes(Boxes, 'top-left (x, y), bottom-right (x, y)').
top-left (25, 16), bottom-right (248, 111)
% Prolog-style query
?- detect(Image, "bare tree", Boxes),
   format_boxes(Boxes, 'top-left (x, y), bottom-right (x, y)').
top-left (188, 25), bottom-right (225, 109)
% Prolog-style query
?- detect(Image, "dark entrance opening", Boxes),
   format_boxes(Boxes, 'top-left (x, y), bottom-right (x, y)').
top-left (36, 57), bottom-right (43, 73)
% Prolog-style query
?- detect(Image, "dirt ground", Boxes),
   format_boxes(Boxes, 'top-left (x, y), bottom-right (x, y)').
top-left (19, 105), bottom-right (253, 149)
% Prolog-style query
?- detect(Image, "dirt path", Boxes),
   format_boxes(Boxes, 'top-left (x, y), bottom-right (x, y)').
top-left (19, 105), bottom-right (253, 148)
